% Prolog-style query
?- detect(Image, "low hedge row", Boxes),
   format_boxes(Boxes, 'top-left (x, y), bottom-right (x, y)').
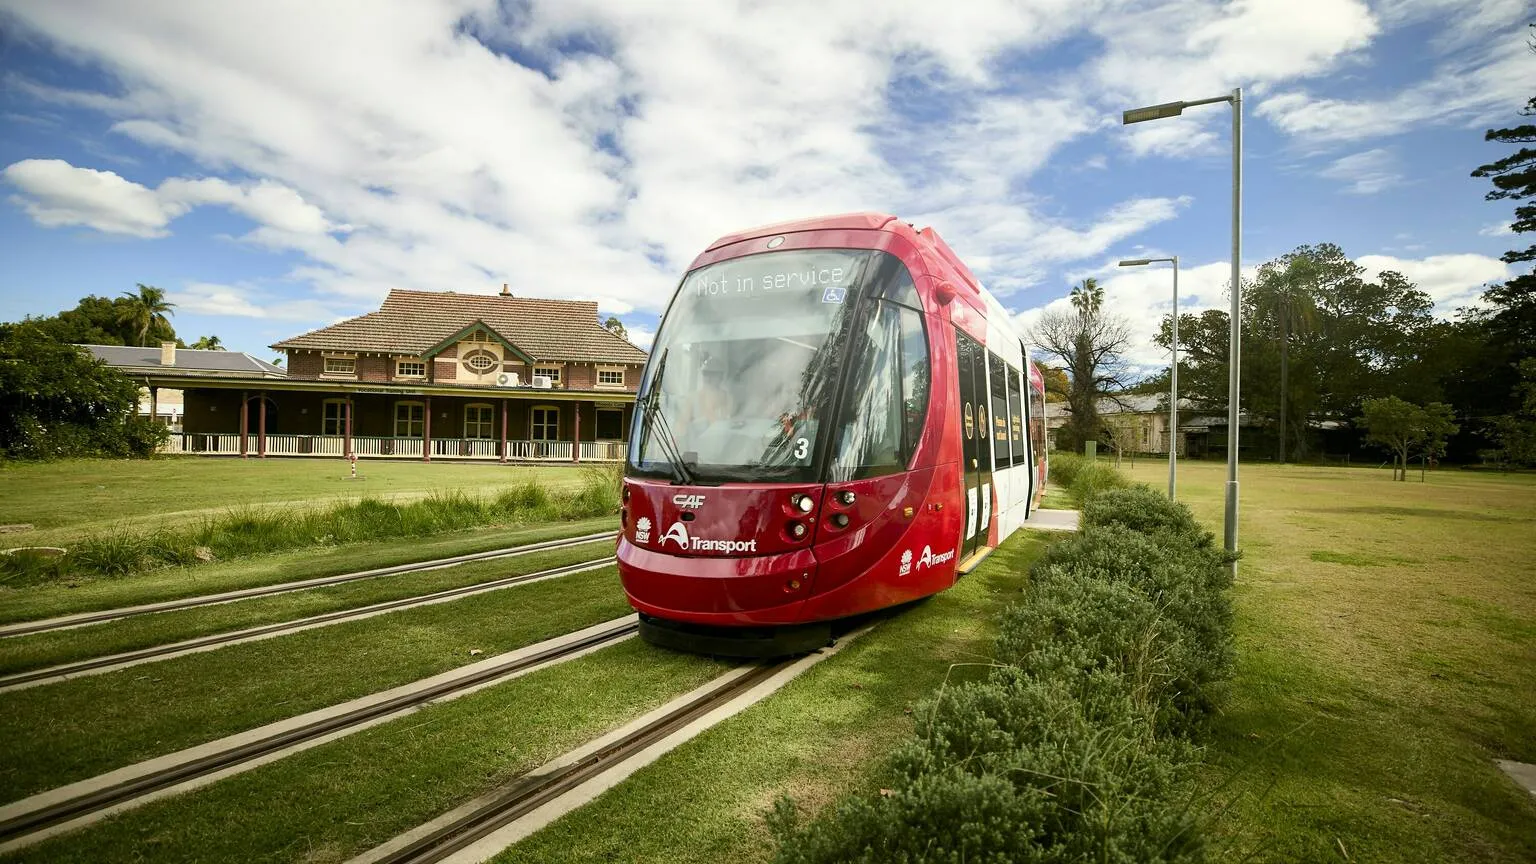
top-left (771, 485), bottom-right (1234, 863)
top-left (1044, 452), bottom-right (1131, 505)
top-left (0, 466), bottom-right (620, 586)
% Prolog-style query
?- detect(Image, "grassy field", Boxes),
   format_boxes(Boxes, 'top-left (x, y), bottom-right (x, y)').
top-left (1114, 459), bottom-right (1536, 862)
top-left (0, 458), bottom-right (589, 544)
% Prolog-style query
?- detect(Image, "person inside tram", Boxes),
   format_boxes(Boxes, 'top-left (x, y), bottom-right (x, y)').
top-left (682, 358), bottom-right (732, 437)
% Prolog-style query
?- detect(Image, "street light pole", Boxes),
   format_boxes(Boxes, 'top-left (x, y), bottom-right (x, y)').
top-left (1123, 87), bottom-right (1242, 573)
top-left (1118, 256), bottom-right (1179, 500)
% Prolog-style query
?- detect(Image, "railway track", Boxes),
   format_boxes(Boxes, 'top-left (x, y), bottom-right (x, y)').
top-left (0, 529), bottom-right (618, 640)
top-left (0, 556), bottom-right (616, 693)
top-left (353, 621), bottom-right (879, 864)
top-left (0, 615), bottom-right (641, 854)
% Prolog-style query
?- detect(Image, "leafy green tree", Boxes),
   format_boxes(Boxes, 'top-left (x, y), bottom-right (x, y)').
top-left (1490, 357), bottom-right (1536, 466)
top-left (190, 335), bottom-right (224, 350)
top-left (0, 324), bottom-right (167, 459)
top-left (602, 315), bottom-right (628, 340)
top-left (1031, 279), bottom-right (1131, 452)
top-left (1039, 365), bottom-right (1070, 403)
top-left (1358, 396), bottom-right (1458, 481)
top-left (1249, 249), bottom-right (1326, 461)
top-left (116, 284), bottom-right (176, 347)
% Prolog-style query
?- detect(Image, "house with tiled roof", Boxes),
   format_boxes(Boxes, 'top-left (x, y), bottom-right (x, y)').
top-left (98, 286), bottom-right (648, 463)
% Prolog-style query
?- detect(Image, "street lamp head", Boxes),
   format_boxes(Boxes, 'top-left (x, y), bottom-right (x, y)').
top-left (1118, 258), bottom-right (1153, 267)
top-left (1122, 101), bottom-right (1185, 124)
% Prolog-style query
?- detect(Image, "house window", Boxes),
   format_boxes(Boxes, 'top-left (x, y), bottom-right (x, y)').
top-left (465, 403), bottom-right (495, 439)
top-left (462, 350), bottom-right (499, 374)
top-left (533, 366), bottom-right (562, 385)
top-left (531, 406), bottom-right (559, 441)
top-left (595, 408), bottom-right (624, 441)
top-left (394, 402), bottom-right (424, 438)
top-left (597, 368), bottom-right (625, 387)
top-left (322, 399), bottom-right (348, 436)
top-left (396, 358), bottom-right (426, 378)
top-left (324, 356), bottom-right (356, 375)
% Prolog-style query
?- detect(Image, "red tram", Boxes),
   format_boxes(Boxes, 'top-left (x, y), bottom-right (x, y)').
top-left (618, 213), bottom-right (1049, 655)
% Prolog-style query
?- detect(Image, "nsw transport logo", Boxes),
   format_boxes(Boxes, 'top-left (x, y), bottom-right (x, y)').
top-left (634, 516), bottom-right (651, 545)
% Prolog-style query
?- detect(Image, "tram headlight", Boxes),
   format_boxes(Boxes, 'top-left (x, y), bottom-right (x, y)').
top-left (793, 494), bottom-right (814, 514)
top-left (830, 512), bottom-right (850, 529)
top-left (836, 490), bottom-right (856, 506)
top-left (788, 520), bottom-right (808, 539)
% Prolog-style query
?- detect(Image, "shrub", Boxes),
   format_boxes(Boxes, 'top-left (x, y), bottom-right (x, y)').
top-left (772, 471), bottom-right (1232, 863)
top-left (0, 549), bottom-right (69, 587)
top-left (1043, 452), bottom-right (1130, 505)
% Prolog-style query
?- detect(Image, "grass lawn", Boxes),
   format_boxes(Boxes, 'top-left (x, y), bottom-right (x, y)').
top-left (0, 564), bottom-right (631, 805)
top-left (498, 531), bottom-right (1054, 864)
top-left (0, 457), bottom-right (589, 544)
top-left (4, 638), bottom-right (731, 864)
top-left (0, 537), bottom-right (614, 677)
top-left (1117, 460), bottom-right (1536, 863)
top-left (0, 516), bottom-right (614, 624)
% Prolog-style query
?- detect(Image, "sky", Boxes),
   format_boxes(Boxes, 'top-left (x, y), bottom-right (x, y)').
top-left (0, 0), bottom-right (1528, 371)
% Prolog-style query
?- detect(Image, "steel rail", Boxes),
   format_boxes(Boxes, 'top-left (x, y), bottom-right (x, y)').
top-left (0, 616), bottom-right (639, 847)
top-left (0, 530), bottom-right (618, 639)
top-left (0, 556), bottom-right (617, 693)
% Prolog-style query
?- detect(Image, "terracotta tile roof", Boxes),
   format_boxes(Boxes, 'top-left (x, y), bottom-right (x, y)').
top-left (271, 290), bottom-right (648, 364)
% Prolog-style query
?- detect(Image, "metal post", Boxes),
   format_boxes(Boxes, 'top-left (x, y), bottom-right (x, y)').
top-left (1224, 87), bottom-right (1243, 575)
top-left (1169, 257), bottom-right (1179, 501)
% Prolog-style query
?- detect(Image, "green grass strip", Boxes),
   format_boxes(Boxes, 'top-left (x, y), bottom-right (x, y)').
top-left (0, 540), bottom-right (614, 677)
top-left (0, 565), bottom-right (631, 805)
top-left (0, 517), bottom-right (613, 624)
top-left (498, 533), bottom-right (1054, 864)
top-left (5, 638), bottom-right (730, 864)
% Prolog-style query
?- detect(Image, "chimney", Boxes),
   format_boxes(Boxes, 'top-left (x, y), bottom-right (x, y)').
top-left (161, 341), bottom-right (176, 366)
top-left (500, 282), bottom-right (512, 297)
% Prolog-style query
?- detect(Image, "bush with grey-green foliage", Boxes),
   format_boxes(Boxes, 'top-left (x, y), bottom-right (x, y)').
top-left (770, 484), bottom-right (1230, 863)
top-left (1043, 452), bottom-right (1131, 505)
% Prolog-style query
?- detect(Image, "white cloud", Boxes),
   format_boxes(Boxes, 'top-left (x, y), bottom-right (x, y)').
top-left (169, 282), bottom-right (348, 321)
top-left (3, 157), bottom-right (338, 238)
top-left (1257, 22), bottom-right (1532, 143)
top-left (1479, 222), bottom-right (1513, 237)
top-left (1318, 148), bottom-right (1401, 195)
top-left (1356, 253), bottom-right (1507, 313)
top-left (2, 159), bottom-right (178, 237)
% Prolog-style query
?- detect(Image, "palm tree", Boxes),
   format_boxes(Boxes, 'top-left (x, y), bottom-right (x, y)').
top-left (191, 335), bottom-right (224, 350)
top-left (118, 284), bottom-right (176, 347)
top-left (1252, 257), bottom-right (1321, 462)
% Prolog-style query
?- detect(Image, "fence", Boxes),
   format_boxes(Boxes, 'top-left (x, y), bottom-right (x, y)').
top-left (161, 434), bottom-right (620, 462)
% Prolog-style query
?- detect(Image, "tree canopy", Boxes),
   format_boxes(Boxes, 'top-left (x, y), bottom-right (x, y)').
top-left (1358, 396), bottom-right (1458, 481)
top-left (21, 291), bottom-right (181, 348)
top-left (1030, 278), bottom-right (1131, 452)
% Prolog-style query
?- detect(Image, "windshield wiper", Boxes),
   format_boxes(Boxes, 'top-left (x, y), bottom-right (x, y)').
top-left (639, 349), bottom-right (695, 485)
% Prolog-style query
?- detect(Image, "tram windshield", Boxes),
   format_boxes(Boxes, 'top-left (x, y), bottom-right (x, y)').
top-left (630, 248), bottom-right (927, 484)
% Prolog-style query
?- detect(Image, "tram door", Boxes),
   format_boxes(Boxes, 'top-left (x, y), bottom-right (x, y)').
top-left (955, 331), bottom-right (993, 562)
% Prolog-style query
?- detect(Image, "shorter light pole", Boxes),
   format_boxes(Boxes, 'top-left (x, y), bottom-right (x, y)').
top-left (1120, 256), bottom-right (1179, 500)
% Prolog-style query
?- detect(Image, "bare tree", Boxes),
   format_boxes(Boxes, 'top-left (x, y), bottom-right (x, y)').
top-left (1030, 279), bottom-right (1132, 452)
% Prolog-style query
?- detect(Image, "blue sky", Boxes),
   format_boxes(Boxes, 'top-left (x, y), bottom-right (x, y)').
top-left (0, 0), bottom-right (1528, 369)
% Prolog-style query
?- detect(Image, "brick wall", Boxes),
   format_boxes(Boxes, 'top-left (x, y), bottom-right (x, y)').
top-left (433, 361), bottom-right (457, 382)
top-left (568, 365), bottom-right (594, 390)
top-left (359, 356), bottom-right (389, 383)
top-left (288, 351), bottom-right (323, 378)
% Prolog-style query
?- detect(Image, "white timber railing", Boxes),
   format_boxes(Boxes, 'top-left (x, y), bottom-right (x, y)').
top-left (159, 433), bottom-right (621, 462)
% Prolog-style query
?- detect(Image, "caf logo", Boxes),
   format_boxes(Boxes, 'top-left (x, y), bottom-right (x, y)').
top-left (634, 517), bottom-right (651, 544)
top-left (899, 549), bottom-right (912, 576)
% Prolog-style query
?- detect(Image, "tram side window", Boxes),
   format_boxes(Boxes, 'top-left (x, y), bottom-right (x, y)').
top-left (1008, 365), bottom-right (1027, 466)
top-left (830, 302), bottom-right (929, 481)
top-left (988, 352), bottom-right (1011, 467)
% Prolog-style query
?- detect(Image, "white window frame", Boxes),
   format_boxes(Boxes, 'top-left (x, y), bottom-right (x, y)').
top-left (464, 403), bottom-right (495, 439)
top-left (595, 407), bottom-right (625, 441)
top-left (530, 405), bottom-right (560, 441)
top-left (533, 365), bottom-right (562, 386)
top-left (322, 399), bottom-right (348, 436)
top-left (322, 354), bottom-right (357, 377)
top-left (596, 366), bottom-right (625, 388)
top-left (462, 350), bottom-right (499, 374)
top-left (394, 401), bottom-right (425, 438)
top-left (395, 357), bottom-right (426, 379)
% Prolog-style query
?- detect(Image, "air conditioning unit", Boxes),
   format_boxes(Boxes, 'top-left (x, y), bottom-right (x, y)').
top-left (531, 375), bottom-right (553, 389)
top-left (496, 372), bottom-right (521, 387)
